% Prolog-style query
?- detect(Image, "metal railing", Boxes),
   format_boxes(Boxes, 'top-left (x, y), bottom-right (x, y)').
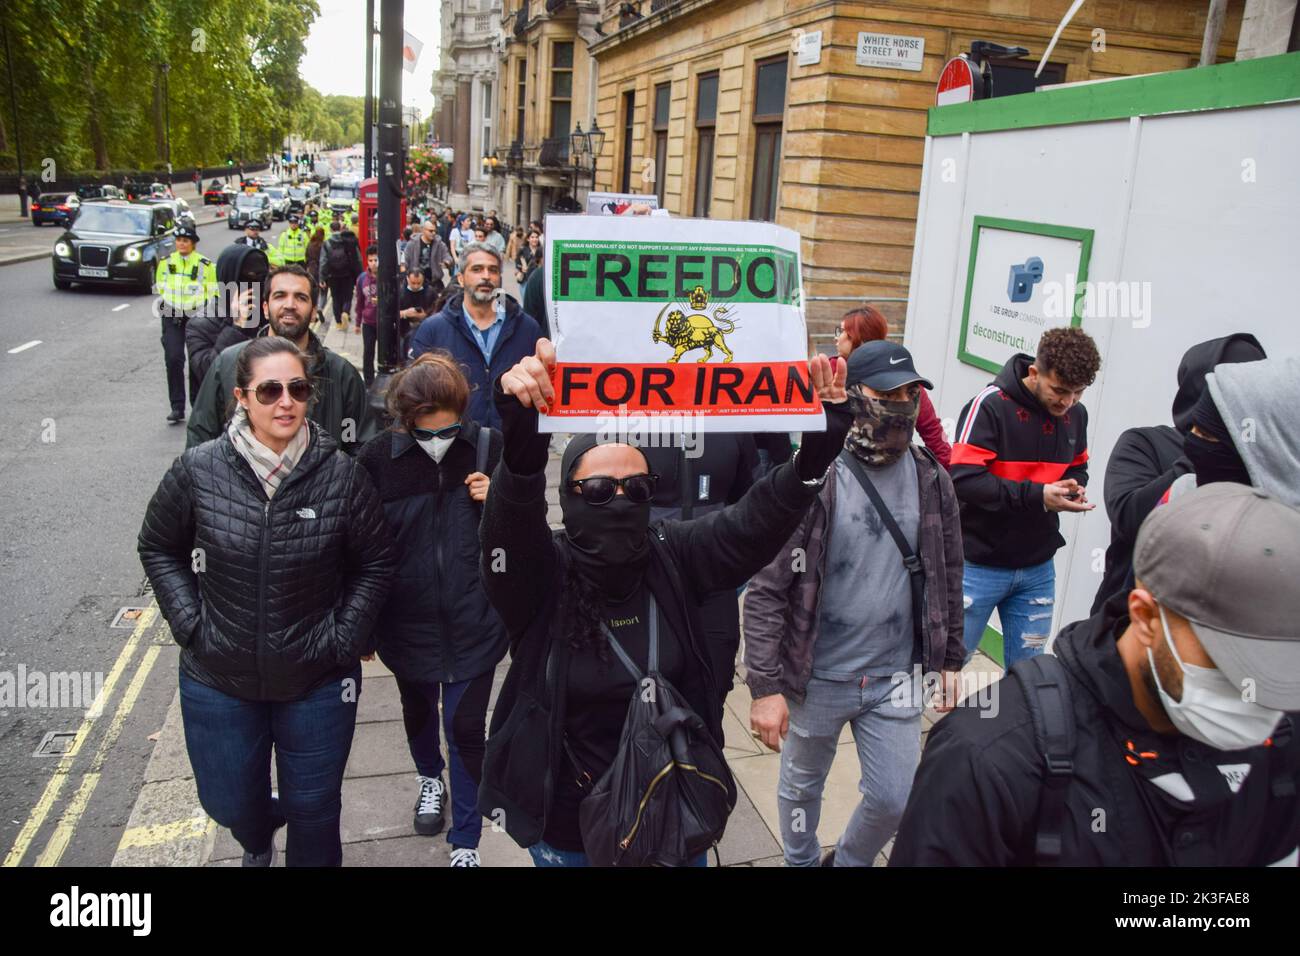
top-left (538, 136), bottom-right (570, 167)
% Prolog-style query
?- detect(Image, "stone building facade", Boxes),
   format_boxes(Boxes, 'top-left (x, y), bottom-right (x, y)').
top-left (435, 0), bottom-right (505, 211)
top-left (585, 0), bottom-right (1245, 335)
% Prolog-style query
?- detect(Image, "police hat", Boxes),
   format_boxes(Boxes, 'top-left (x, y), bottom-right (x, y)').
top-left (245, 220), bottom-right (262, 230)
top-left (287, 214), bottom-right (300, 225)
top-left (175, 223), bottom-right (199, 242)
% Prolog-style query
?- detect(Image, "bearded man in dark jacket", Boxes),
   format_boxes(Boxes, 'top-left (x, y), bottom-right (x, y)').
top-left (186, 265), bottom-right (377, 455)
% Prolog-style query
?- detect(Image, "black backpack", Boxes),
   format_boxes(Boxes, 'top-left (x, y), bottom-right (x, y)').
top-left (577, 594), bottom-right (737, 866)
top-left (325, 238), bottom-right (351, 275)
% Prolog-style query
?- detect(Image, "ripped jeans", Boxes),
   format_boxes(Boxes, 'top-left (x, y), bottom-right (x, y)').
top-left (960, 559), bottom-right (1056, 669)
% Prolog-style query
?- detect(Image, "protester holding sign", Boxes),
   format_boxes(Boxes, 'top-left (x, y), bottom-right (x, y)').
top-left (477, 339), bottom-right (851, 867)
top-left (540, 216), bottom-right (823, 436)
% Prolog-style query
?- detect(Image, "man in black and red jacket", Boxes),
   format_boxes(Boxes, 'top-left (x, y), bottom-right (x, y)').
top-left (950, 327), bottom-right (1101, 668)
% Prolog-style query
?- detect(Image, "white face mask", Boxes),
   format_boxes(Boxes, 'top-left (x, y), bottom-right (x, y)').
top-left (416, 435), bottom-right (454, 464)
top-left (1148, 607), bottom-right (1283, 751)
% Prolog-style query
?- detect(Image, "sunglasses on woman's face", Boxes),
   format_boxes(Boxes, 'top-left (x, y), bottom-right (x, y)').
top-left (410, 422), bottom-right (462, 442)
top-left (568, 473), bottom-right (659, 505)
top-left (243, 377), bottom-right (311, 405)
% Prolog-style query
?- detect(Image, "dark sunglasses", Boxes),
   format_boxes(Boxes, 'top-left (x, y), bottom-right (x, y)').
top-left (242, 377), bottom-right (312, 405)
top-left (410, 422), bottom-right (462, 442)
top-left (568, 473), bottom-right (659, 505)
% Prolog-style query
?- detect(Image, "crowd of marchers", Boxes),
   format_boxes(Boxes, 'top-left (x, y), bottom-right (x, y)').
top-left (137, 210), bottom-right (1300, 867)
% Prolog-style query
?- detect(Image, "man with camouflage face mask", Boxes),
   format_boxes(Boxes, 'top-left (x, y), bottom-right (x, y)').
top-left (745, 339), bottom-right (966, 866)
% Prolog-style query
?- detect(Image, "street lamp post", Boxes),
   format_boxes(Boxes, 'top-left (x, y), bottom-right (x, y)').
top-left (3, 14), bottom-right (27, 217)
top-left (161, 63), bottom-right (172, 186)
top-left (569, 119), bottom-right (604, 203)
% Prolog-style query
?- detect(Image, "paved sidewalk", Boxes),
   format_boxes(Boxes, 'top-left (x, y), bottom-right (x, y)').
top-left (112, 300), bottom-right (1006, 868)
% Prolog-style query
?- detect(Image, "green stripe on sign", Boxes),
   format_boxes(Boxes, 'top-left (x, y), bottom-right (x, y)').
top-left (551, 240), bottom-right (801, 305)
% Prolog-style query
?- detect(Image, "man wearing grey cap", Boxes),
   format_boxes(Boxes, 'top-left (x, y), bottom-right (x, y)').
top-left (746, 341), bottom-right (965, 866)
top-left (891, 482), bottom-right (1300, 866)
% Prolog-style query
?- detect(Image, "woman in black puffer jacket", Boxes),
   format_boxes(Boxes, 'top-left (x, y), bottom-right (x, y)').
top-left (138, 336), bottom-right (395, 867)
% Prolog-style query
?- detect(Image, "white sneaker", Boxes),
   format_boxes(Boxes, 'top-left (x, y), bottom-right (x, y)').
top-left (450, 846), bottom-right (481, 868)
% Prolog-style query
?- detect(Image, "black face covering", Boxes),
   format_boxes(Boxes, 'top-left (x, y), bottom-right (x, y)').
top-left (1184, 431), bottom-right (1250, 487)
top-left (560, 437), bottom-right (652, 601)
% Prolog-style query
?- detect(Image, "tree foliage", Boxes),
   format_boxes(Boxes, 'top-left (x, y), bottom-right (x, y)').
top-left (0, 0), bottom-right (328, 173)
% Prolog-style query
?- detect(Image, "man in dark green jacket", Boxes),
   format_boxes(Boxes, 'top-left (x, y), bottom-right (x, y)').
top-left (186, 265), bottom-right (377, 455)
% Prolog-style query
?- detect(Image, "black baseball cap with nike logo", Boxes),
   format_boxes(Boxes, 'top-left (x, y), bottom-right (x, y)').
top-left (845, 340), bottom-right (934, 392)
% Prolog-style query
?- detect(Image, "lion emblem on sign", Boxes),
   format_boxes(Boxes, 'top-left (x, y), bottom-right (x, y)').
top-left (652, 285), bottom-right (739, 363)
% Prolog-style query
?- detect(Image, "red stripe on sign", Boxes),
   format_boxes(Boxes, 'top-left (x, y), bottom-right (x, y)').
top-left (988, 460), bottom-right (1069, 483)
top-left (550, 362), bottom-right (820, 416)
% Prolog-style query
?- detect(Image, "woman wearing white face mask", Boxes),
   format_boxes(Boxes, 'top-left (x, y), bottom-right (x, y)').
top-left (356, 352), bottom-right (504, 868)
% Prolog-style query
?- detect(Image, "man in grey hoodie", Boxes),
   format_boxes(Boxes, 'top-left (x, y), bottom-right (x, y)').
top-left (1164, 355), bottom-right (1300, 508)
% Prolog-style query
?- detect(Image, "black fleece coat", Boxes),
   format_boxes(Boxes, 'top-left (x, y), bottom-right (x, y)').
top-left (356, 424), bottom-right (507, 685)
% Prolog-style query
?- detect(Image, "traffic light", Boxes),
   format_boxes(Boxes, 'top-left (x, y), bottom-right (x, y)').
top-left (226, 154), bottom-right (234, 167)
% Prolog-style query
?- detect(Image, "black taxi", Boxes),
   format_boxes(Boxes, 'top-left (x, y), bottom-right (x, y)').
top-left (51, 200), bottom-right (178, 293)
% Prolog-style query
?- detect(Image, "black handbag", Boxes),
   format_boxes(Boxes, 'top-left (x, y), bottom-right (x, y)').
top-left (577, 594), bottom-right (737, 867)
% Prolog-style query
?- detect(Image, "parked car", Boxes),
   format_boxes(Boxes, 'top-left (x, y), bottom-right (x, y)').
top-left (51, 200), bottom-right (177, 293)
top-left (204, 181), bottom-right (236, 205)
top-left (31, 192), bottom-right (81, 227)
top-left (138, 196), bottom-right (195, 228)
top-left (75, 184), bottom-right (125, 201)
top-left (228, 192), bottom-right (273, 230)
top-left (148, 182), bottom-right (173, 198)
top-left (263, 186), bottom-right (291, 220)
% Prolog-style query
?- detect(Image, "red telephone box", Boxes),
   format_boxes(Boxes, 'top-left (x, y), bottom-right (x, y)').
top-left (357, 177), bottom-right (405, 261)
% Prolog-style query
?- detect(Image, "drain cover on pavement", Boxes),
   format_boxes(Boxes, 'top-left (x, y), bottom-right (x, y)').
top-left (111, 606), bottom-right (146, 628)
top-left (33, 731), bottom-right (76, 757)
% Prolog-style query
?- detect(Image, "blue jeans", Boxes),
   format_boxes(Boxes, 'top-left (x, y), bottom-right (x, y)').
top-left (179, 667), bottom-right (361, 867)
top-left (527, 842), bottom-right (709, 868)
top-left (961, 559), bottom-right (1056, 669)
top-left (778, 675), bottom-right (922, 867)
top-left (395, 671), bottom-right (493, 849)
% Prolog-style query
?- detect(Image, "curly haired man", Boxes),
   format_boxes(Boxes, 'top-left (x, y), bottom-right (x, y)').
top-left (950, 327), bottom-right (1102, 667)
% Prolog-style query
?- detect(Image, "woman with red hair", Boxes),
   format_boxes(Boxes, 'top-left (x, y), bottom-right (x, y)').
top-left (835, 306), bottom-right (951, 468)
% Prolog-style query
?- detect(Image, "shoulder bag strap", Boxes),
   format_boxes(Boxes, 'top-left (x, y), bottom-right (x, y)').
top-left (838, 450), bottom-right (925, 650)
top-left (1011, 654), bottom-right (1077, 866)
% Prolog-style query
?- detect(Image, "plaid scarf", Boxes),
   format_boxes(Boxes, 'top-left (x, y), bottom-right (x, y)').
top-left (227, 405), bottom-right (310, 498)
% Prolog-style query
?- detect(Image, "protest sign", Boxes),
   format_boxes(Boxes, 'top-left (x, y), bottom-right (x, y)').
top-left (541, 215), bottom-right (823, 434)
top-left (585, 192), bottom-right (659, 215)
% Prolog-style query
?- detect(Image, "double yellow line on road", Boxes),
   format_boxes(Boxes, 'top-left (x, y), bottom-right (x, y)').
top-left (3, 600), bottom-right (167, 867)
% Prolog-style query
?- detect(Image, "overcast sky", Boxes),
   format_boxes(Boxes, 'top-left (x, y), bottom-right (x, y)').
top-left (299, 0), bottom-right (441, 117)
